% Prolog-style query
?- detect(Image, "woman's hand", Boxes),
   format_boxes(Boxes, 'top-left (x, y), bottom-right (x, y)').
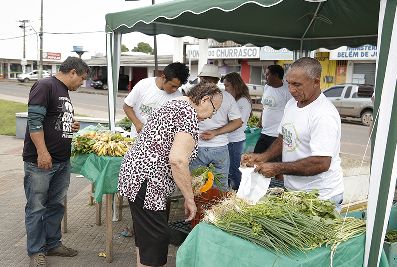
top-left (184, 198), bottom-right (197, 222)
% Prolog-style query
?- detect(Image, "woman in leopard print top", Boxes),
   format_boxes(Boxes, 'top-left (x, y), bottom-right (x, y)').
top-left (118, 82), bottom-right (223, 267)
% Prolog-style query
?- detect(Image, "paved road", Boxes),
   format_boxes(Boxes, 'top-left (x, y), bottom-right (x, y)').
top-left (0, 80), bottom-right (372, 161)
top-left (0, 80), bottom-right (128, 120)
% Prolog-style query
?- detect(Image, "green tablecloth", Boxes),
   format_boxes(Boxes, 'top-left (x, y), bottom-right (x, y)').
top-left (71, 153), bottom-right (122, 203)
top-left (244, 127), bottom-right (261, 153)
top-left (176, 222), bottom-right (389, 267)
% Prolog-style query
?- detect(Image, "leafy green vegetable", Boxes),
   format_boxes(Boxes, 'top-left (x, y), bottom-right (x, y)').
top-left (247, 115), bottom-right (260, 128)
top-left (386, 230), bottom-right (397, 242)
top-left (116, 117), bottom-right (132, 131)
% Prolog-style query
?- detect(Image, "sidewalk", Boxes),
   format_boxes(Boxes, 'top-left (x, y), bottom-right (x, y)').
top-left (0, 135), bottom-right (184, 267)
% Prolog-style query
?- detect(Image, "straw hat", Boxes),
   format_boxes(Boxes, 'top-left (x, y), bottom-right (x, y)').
top-left (198, 64), bottom-right (221, 78)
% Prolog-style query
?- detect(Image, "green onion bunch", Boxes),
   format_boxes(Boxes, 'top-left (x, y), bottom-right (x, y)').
top-left (203, 192), bottom-right (366, 255)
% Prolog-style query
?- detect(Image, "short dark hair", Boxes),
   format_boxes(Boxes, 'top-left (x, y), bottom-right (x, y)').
top-left (267, 65), bottom-right (284, 80)
top-left (163, 62), bottom-right (189, 85)
top-left (59, 56), bottom-right (90, 76)
top-left (187, 82), bottom-right (222, 105)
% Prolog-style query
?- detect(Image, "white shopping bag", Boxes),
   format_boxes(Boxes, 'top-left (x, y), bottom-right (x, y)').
top-left (237, 167), bottom-right (271, 204)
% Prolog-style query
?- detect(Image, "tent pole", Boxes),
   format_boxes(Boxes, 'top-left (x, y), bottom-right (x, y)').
top-left (364, 0), bottom-right (397, 266)
top-left (152, 0), bottom-right (158, 75)
top-left (106, 33), bottom-right (115, 131)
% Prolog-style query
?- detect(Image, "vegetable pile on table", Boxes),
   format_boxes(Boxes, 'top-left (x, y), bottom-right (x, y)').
top-left (247, 115), bottom-right (260, 128)
top-left (385, 230), bottom-right (397, 242)
top-left (191, 164), bottom-right (223, 195)
top-left (72, 130), bottom-right (134, 157)
top-left (203, 189), bottom-right (366, 255)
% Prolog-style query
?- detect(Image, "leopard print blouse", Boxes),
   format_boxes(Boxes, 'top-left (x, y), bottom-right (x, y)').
top-left (118, 99), bottom-right (198, 210)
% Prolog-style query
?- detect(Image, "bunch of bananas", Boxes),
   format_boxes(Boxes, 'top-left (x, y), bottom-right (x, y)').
top-left (72, 130), bottom-right (134, 157)
top-left (92, 140), bottom-right (131, 157)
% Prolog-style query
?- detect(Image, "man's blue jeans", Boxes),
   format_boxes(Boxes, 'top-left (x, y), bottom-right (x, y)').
top-left (228, 140), bottom-right (245, 190)
top-left (190, 146), bottom-right (230, 190)
top-left (24, 160), bottom-right (71, 256)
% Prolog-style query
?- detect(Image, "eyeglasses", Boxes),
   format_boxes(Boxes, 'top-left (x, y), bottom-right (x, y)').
top-left (209, 98), bottom-right (217, 117)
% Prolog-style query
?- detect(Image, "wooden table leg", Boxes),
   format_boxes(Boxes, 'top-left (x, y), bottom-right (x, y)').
top-left (105, 194), bottom-right (113, 263)
top-left (61, 196), bottom-right (67, 233)
top-left (89, 184), bottom-right (94, 206)
top-left (96, 202), bottom-right (102, 226)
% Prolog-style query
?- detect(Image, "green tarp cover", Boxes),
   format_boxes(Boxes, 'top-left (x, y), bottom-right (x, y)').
top-left (71, 154), bottom-right (122, 203)
top-left (176, 222), bottom-right (389, 267)
top-left (244, 127), bottom-right (261, 153)
top-left (105, 0), bottom-right (378, 50)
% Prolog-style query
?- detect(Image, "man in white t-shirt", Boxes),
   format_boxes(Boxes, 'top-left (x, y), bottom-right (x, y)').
top-left (254, 65), bottom-right (292, 188)
top-left (123, 62), bottom-right (189, 137)
top-left (242, 57), bottom-right (344, 211)
top-left (255, 65), bottom-right (292, 154)
top-left (189, 64), bottom-right (243, 190)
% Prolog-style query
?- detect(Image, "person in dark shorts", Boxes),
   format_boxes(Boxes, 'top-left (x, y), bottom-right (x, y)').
top-left (23, 57), bottom-right (89, 267)
top-left (118, 82), bottom-right (223, 267)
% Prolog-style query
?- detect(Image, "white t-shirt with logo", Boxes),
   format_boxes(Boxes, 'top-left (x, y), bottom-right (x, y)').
top-left (261, 83), bottom-right (292, 137)
top-left (278, 93), bottom-right (344, 200)
top-left (198, 91), bottom-right (242, 147)
top-left (124, 77), bottom-right (182, 137)
top-left (228, 97), bottom-right (252, 143)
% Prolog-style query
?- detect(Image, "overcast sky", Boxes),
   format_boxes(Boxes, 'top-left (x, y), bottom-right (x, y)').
top-left (0, 0), bottom-right (176, 61)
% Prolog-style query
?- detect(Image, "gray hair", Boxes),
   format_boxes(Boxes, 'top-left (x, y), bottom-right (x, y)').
top-left (289, 57), bottom-right (322, 80)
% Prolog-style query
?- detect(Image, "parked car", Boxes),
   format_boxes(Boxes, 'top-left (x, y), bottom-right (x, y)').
top-left (90, 74), bottom-right (129, 91)
top-left (323, 83), bottom-right (374, 126)
top-left (90, 80), bottom-right (108, 90)
top-left (17, 70), bottom-right (51, 82)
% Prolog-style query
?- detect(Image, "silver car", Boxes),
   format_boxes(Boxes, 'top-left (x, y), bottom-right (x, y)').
top-left (323, 84), bottom-right (374, 126)
top-left (17, 70), bottom-right (51, 83)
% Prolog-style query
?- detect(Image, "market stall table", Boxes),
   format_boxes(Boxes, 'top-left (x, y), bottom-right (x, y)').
top-left (176, 222), bottom-right (389, 267)
top-left (71, 153), bottom-right (123, 263)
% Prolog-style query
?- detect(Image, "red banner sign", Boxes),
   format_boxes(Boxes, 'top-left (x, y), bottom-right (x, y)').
top-left (44, 52), bottom-right (61, 60)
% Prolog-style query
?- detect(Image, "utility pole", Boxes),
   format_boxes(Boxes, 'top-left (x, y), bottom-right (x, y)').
top-left (38, 0), bottom-right (44, 79)
top-left (18, 19), bottom-right (29, 74)
top-left (152, 0), bottom-right (158, 76)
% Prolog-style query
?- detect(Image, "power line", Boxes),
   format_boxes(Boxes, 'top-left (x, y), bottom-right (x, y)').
top-left (45, 30), bottom-right (105, 35)
top-left (0, 31), bottom-right (106, 41)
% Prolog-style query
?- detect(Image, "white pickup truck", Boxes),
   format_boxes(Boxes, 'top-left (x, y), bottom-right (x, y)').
top-left (323, 83), bottom-right (374, 126)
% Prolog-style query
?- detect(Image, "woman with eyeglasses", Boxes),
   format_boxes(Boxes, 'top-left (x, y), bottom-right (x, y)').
top-left (223, 72), bottom-right (252, 190)
top-left (118, 82), bottom-right (222, 267)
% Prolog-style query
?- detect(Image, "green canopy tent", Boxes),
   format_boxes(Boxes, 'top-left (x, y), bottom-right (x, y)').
top-left (104, 0), bottom-right (379, 130)
top-left (105, 0), bottom-right (397, 266)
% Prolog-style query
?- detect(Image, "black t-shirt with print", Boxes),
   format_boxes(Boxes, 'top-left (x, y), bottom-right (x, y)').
top-left (23, 76), bottom-right (75, 163)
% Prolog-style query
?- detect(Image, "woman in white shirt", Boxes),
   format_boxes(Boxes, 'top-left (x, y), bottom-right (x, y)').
top-left (223, 72), bottom-right (252, 190)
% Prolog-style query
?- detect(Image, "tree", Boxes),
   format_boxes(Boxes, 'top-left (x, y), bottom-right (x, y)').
top-left (121, 44), bottom-right (129, 52)
top-left (132, 42), bottom-right (153, 54)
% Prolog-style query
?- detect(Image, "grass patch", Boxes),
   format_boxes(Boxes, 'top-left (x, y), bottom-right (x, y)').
top-left (0, 99), bottom-right (27, 136)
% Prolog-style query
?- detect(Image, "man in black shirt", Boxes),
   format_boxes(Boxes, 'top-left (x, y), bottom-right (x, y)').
top-left (23, 57), bottom-right (89, 267)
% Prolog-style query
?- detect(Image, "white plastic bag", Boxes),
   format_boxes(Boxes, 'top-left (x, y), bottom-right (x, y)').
top-left (237, 167), bottom-right (271, 204)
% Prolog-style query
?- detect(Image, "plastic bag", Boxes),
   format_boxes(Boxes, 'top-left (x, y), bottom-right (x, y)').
top-left (237, 167), bottom-right (271, 204)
